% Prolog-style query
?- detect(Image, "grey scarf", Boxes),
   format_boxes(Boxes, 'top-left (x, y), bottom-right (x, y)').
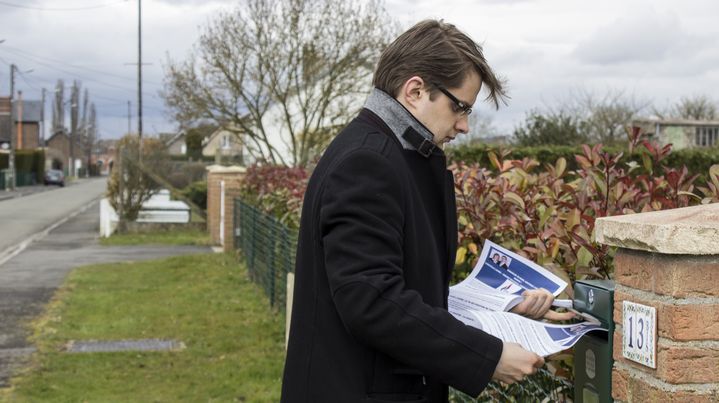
top-left (363, 88), bottom-right (435, 151)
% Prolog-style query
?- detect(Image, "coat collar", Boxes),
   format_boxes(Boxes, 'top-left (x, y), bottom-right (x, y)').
top-left (363, 88), bottom-right (442, 158)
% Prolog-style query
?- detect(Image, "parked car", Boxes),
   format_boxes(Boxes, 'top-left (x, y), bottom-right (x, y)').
top-left (44, 169), bottom-right (65, 187)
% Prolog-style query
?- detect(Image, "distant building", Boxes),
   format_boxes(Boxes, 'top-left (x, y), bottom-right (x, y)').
top-left (632, 118), bottom-right (719, 150)
top-left (165, 131), bottom-right (187, 156)
top-left (202, 128), bottom-right (244, 163)
top-left (0, 97), bottom-right (10, 150)
top-left (94, 139), bottom-right (117, 175)
top-left (0, 96), bottom-right (43, 151)
top-left (46, 130), bottom-right (85, 173)
top-left (12, 98), bottom-right (43, 150)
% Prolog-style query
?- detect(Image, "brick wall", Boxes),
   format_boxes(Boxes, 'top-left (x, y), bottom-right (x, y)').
top-left (206, 165), bottom-right (246, 252)
top-left (595, 203), bottom-right (719, 402)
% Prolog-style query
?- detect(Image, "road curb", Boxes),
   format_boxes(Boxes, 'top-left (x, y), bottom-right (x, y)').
top-left (0, 198), bottom-right (101, 268)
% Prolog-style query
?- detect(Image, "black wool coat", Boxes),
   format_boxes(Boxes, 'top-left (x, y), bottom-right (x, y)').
top-left (281, 109), bottom-right (503, 403)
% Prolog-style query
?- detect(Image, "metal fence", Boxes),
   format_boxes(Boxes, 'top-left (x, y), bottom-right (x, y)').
top-left (233, 198), bottom-right (573, 402)
top-left (0, 170), bottom-right (38, 189)
top-left (234, 198), bottom-right (298, 309)
top-left (16, 172), bottom-right (36, 187)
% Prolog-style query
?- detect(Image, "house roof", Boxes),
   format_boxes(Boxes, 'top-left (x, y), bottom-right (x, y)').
top-left (46, 130), bottom-right (69, 143)
top-left (633, 117), bottom-right (719, 127)
top-left (164, 131), bottom-right (185, 147)
top-left (202, 127), bottom-right (237, 147)
top-left (12, 100), bottom-right (43, 123)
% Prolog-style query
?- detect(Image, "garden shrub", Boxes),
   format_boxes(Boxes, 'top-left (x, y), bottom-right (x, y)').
top-left (180, 180), bottom-right (208, 211)
top-left (238, 164), bottom-right (309, 229)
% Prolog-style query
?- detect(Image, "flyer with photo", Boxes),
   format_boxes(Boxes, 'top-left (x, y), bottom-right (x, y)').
top-left (448, 240), bottom-right (605, 356)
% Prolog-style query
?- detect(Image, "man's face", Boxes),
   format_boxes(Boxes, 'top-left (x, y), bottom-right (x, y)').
top-left (413, 71), bottom-right (482, 145)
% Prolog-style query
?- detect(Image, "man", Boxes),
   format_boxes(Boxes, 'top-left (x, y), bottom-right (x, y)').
top-left (500, 255), bottom-right (510, 269)
top-left (281, 20), bottom-right (572, 402)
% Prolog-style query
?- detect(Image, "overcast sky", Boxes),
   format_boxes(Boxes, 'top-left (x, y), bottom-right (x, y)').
top-left (0, 0), bottom-right (717, 141)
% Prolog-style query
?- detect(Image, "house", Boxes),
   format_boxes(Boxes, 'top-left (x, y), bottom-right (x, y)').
top-left (94, 139), bottom-right (117, 175)
top-left (12, 98), bottom-right (43, 150)
top-left (165, 131), bottom-right (187, 156)
top-left (46, 129), bottom-right (85, 173)
top-left (0, 97), bottom-right (11, 150)
top-left (0, 96), bottom-right (43, 151)
top-left (632, 118), bottom-right (719, 150)
top-left (202, 127), bottom-right (244, 162)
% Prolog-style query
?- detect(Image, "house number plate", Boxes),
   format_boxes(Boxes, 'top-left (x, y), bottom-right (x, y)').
top-left (622, 300), bottom-right (657, 368)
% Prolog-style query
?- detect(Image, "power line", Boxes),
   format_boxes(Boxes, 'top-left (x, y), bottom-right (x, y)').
top-left (0, 48), bottom-right (160, 96)
top-left (0, 0), bottom-right (129, 12)
top-left (0, 45), bottom-right (164, 87)
top-left (17, 70), bottom-right (38, 90)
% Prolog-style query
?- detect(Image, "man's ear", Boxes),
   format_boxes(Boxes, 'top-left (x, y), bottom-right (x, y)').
top-left (397, 76), bottom-right (426, 111)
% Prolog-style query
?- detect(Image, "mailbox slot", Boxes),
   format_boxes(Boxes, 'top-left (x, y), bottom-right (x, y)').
top-left (573, 280), bottom-right (615, 403)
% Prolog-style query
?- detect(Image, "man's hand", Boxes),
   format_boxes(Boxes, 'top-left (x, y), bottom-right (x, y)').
top-left (491, 342), bottom-right (544, 384)
top-left (510, 289), bottom-right (577, 321)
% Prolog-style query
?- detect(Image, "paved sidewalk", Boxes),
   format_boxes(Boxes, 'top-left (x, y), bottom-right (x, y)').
top-left (0, 201), bottom-right (213, 387)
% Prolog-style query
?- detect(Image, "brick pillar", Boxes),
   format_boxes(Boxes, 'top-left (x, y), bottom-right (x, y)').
top-left (206, 165), bottom-right (246, 252)
top-left (595, 203), bottom-right (719, 402)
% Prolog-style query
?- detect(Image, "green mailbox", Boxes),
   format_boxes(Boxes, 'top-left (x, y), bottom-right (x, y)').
top-left (573, 279), bottom-right (615, 403)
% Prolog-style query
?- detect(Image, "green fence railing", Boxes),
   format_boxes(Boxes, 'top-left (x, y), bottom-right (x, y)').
top-left (0, 170), bottom-right (37, 189)
top-left (16, 172), bottom-right (36, 187)
top-left (233, 198), bottom-right (573, 402)
top-left (234, 198), bottom-right (298, 309)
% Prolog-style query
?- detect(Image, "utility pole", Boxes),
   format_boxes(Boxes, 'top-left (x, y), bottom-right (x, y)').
top-left (16, 91), bottom-right (23, 150)
top-left (127, 100), bottom-right (131, 135)
top-left (40, 88), bottom-right (46, 147)
top-left (8, 64), bottom-right (16, 190)
top-left (137, 0), bottom-right (143, 162)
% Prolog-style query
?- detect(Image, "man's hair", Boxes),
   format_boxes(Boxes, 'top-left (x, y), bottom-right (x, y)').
top-left (373, 19), bottom-right (507, 109)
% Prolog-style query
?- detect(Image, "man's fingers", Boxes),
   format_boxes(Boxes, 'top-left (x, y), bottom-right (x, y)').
top-left (543, 310), bottom-right (578, 322)
top-left (538, 294), bottom-right (553, 318)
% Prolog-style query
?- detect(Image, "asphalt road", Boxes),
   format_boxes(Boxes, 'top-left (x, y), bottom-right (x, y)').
top-left (0, 178), bottom-right (108, 256)
top-left (0, 190), bottom-right (213, 388)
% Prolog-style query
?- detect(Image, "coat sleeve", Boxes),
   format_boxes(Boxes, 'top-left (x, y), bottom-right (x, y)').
top-left (320, 149), bottom-right (503, 397)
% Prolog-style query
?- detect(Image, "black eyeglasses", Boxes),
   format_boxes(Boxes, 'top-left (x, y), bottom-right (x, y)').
top-left (433, 83), bottom-right (472, 116)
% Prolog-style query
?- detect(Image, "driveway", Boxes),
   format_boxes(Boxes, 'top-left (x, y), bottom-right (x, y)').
top-left (0, 201), bottom-right (212, 387)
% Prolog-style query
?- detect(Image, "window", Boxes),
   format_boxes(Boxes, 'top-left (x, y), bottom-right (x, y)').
top-left (695, 126), bottom-right (719, 147)
top-left (222, 135), bottom-right (230, 149)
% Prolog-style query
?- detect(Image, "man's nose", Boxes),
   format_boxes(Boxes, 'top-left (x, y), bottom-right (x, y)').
top-left (455, 115), bottom-right (469, 134)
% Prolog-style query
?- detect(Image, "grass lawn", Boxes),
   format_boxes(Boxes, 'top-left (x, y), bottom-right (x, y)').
top-left (2, 253), bottom-right (285, 402)
top-left (99, 226), bottom-right (211, 247)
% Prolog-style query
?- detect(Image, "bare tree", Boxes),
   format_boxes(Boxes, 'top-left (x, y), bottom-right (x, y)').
top-left (85, 102), bottom-right (97, 177)
top-left (554, 88), bottom-right (649, 145)
top-left (51, 79), bottom-right (65, 134)
top-left (69, 81), bottom-right (81, 176)
top-left (668, 95), bottom-right (717, 120)
top-left (161, 0), bottom-right (396, 166)
top-left (107, 135), bottom-right (170, 223)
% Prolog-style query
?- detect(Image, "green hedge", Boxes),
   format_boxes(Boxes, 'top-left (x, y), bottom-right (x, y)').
top-left (0, 149), bottom-right (46, 180)
top-left (180, 180), bottom-right (207, 211)
top-left (447, 144), bottom-right (719, 179)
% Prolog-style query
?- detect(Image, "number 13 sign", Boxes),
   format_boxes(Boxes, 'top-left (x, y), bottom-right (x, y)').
top-left (622, 301), bottom-right (657, 368)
